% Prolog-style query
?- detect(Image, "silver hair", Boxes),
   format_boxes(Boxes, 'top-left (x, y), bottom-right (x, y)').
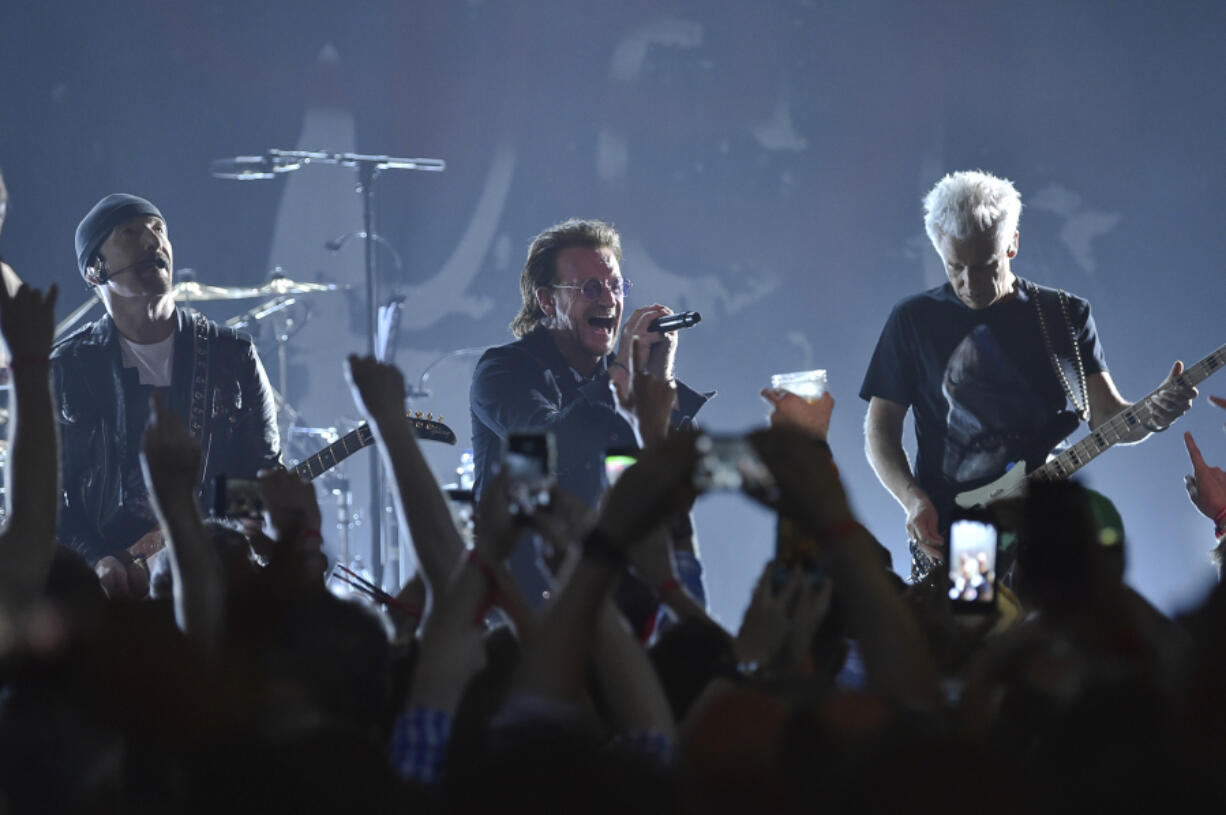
top-left (923, 170), bottom-right (1022, 250)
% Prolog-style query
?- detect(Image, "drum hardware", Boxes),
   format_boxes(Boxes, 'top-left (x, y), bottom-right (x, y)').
top-left (212, 147), bottom-right (446, 587)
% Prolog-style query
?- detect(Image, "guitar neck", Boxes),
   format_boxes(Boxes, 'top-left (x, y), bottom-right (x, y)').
top-left (293, 425), bottom-right (375, 482)
top-left (1031, 340), bottom-right (1226, 485)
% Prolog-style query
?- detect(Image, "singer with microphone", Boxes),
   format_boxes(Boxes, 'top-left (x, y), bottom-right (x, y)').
top-left (470, 218), bottom-right (712, 610)
top-left (51, 194), bottom-right (282, 597)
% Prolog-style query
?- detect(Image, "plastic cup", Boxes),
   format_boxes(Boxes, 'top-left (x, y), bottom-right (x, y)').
top-left (770, 369), bottom-right (827, 402)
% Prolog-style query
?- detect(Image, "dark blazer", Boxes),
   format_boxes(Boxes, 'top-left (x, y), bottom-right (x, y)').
top-left (469, 326), bottom-right (712, 509)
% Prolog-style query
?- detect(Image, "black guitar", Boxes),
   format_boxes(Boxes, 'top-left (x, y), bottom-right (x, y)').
top-left (124, 412), bottom-right (456, 563)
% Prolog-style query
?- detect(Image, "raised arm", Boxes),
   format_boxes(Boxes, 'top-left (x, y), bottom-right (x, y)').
top-left (753, 426), bottom-right (941, 710)
top-left (141, 392), bottom-right (221, 652)
top-left (591, 597), bottom-right (677, 740)
top-left (0, 283), bottom-right (59, 616)
top-left (346, 355), bottom-right (464, 601)
top-left (510, 432), bottom-right (699, 702)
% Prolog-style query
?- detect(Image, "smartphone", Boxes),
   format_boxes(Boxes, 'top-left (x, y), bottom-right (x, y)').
top-left (502, 431), bottom-right (556, 517)
top-left (604, 447), bottom-right (638, 487)
top-left (947, 510), bottom-right (999, 612)
top-left (692, 434), bottom-right (776, 494)
top-left (213, 475), bottom-right (263, 519)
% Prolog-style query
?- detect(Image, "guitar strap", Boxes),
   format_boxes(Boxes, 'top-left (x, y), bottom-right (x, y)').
top-left (186, 309), bottom-right (211, 443)
top-left (1029, 281), bottom-right (1090, 423)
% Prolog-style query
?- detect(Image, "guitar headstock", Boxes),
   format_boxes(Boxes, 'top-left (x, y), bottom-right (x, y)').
top-left (407, 411), bottom-right (457, 445)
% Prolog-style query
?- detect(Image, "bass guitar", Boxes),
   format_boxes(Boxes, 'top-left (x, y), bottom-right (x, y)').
top-left (955, 342), bottom-right (1226, 510)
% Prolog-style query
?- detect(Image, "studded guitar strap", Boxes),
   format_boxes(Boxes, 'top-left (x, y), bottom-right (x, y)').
top-left (186, 309), bottom-right (211, 443)
top-left (1030, 281), bottom-right (1090, 423)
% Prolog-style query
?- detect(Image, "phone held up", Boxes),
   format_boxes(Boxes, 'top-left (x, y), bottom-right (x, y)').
top-left (691, 434), bottom-right (776, 497)
top-left (947, 507), bottom-right (999, 612)
top-left (214, 475), bottom-right (263, 520)
top-left (604, 446), bottom-right (638, 488)
top-left (501, 431), bottom-right (556, 519)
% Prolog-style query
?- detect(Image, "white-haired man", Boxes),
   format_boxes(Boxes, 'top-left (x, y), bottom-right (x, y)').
top-left (861, 170), bottom-right (1196, 581)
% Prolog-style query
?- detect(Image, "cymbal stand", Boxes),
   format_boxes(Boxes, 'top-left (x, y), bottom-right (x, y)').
top-left (213, 148), bottom-right (445, 590)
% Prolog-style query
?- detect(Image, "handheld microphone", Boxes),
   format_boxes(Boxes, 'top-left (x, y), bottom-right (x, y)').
top-left (648, 310), bottom-right (702, 333)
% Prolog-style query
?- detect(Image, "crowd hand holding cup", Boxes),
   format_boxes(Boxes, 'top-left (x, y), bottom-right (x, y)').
top-left (762, 368), bottom-right (833, 442)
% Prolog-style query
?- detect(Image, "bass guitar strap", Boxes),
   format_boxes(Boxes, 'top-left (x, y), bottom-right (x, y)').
top-left (186, 309), bottom-right (211, 444)
top-left (1030, 281), bottom-right (1089, 423)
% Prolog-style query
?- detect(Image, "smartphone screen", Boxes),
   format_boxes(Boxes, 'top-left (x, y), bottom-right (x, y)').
top-left (213, 475), bottom-right (263, 519)
top-left (604, 447), bottom-right (638, 487)
top-left (692, 434), bottom-right (776, 493)
top-left (948, 515), bottom-right (998, 611)
top-left (502, 431), bottom-right (555, 516)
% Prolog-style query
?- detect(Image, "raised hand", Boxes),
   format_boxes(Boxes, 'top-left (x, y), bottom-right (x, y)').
top-left (258, 467), bottom-right (322, 543)
top-left (595, 430), bottom-right (700, 548)
top-left (1211, 395), bottom-right (1226, 430)
top-left (473, 470), bottom-right (525, 563)
top-left (141, 392), bottom-right (202, 492)
top-left (1184, 431), bottom-right (1226, 522)
top-left (761, 387), bottom-right (834, 442)
top-left (0, 282), bottom-right (58, 361)
top-left (786, 578), bottom-right (833, 674)
top-left (734, 562), bottom-right (802, 667)
top-left (345, 353), bottom-right (408, 423)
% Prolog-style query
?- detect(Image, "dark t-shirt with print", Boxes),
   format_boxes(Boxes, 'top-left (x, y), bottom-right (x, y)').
top-left (860, 279), bottom-right (1108, 525)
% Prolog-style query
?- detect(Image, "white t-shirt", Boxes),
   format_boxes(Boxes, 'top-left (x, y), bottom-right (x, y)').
top-left (118, 332), bottom-right (175, 387)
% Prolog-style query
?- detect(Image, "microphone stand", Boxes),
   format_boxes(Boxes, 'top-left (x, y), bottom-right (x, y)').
top-left (213, 148), bottom-right (445, 588)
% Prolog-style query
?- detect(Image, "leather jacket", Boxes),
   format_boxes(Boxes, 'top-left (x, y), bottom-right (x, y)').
top-left (51, 308), bottom-right (281, 564)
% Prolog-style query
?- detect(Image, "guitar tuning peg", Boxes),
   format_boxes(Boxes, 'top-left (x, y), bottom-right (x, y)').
top-left (437, 414), bottom-right (443, 422)
top-left (414, 411), bottom-right (423, 419)
top-left (426, 412), bottom-right (433, 420)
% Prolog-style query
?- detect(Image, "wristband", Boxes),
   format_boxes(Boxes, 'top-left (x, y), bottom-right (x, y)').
top-left (1213, 507), bottom-right (1226, 527)
top-left (581, 528), bottom-right (627, 568)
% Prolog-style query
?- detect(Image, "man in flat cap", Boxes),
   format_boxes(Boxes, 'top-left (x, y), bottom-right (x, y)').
top-left (52, 193), bottom-right (282, 596)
